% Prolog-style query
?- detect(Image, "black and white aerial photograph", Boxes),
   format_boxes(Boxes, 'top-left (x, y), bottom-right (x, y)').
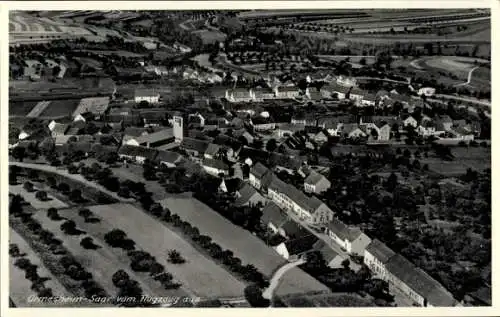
top-left (6, 5), bottom-right (492, 311)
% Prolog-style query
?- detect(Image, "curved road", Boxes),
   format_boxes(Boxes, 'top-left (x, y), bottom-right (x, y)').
top-left (454, 66), bottom-right (480, 87)
top-left (262, 258), bottom-right (306, 300)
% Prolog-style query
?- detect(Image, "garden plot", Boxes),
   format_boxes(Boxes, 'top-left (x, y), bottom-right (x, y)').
top-left (32, 209), bottom-right (165, 299)
top-left (9, 184), bottom-right (68, 210)
top-left (9, 228), bottom-right (76, 307)
top-left (159, 197), bottom-right (330, 297)
top-left (83, 203), bottom-right (247, 299)
top-left (26, 101), bottom-right (51, 118)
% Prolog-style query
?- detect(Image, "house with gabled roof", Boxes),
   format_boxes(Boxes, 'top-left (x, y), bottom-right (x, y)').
top-left (134, 89), bottom-right (160, 104)
top-left (261, 202), bottom-right (290, 235)
top-left (341, 124), bottom-right (368, 139)
top-left (234, 183), bottom-right (266, 207)
top-left (364, 239), bottom-right (457, 307)
top-left (154, 150), bottom-right (183, 167)
top-left (202, 158), bottom-right (230, 176)
top-left (125, 128), bottom-right (175, 148)
top-left (320, 83), bottom-right (351, 100)
top-left (48, 121), bottom-right (69, 137)
top-left (268, 176), bottom-right (334, 224)
top-left (364, 239), bottom-right (396, 279)
top-left (274, 86), bottom-right (301, 99)
top-left (304, 170), bottom-right (331, 194)
top-left (181, 137), bottom-right (210, 159)
top-left (385, 254), bottom-right (457, 307)
top-left (313, 240), bottom-right (344, 268)
top-left (324, 218), bottom-right (371, 255)
top-left (249, 162), bottom-right (270, 190)
top-left (403, 115), bottom-right (418, 128)
top-left (275, 234), bottom-right (319, 260)
top-left (219, 177), bottom-right (244, 194)
top-left (277, 123), bottom-right (305, 138)
top-left (118, 145), bottom-right (158, 164)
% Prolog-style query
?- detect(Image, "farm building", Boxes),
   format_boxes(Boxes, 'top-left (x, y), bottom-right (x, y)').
top-left (124, 128), bottom-right (175, 148)
top-left (118, 145), bottom-right (158, 164)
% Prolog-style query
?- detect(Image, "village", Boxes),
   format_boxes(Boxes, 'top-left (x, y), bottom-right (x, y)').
top-left (8, 9), bottom-right (491, 309)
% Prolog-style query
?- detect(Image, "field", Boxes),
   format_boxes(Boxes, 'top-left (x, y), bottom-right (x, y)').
top-left (110, 166), bottom-right (170, 201)
top-left (9, 12), bottom-right (96, 44)
top-left (38, 99), bottom-right (81, 118)
top-left (421, 146), bottom-right (490, 176)
top-left (77, 49), bottom-right (147, 58)
top-left (192, 29), bottom-right (227, 44)
top-left (11, 162), bottom-right (132, 204)
top-left (9, 101), bottom-right (38, 117)
top-left (280, 292), bottom-right (376, 307)
top-left (10, 184), bottom-right (68, 210)
top-left (159, 197), bottom-right (331, 297)
top-left (82, 203), bottom-right (247, 299)
top-left (26, 101), bottom-right (51, 118)
top-left (9, 228), bottom-right (77, 307)
top-left (468, 66), bottom-right (491, 90)
top-left (31, 208), bottom-right (165, 299)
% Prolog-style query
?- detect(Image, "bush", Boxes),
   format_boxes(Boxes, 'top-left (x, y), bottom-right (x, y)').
top-left (35, 191), bottom-right (48, 201)
top-left (167, 250), bottom-right (186, 264)
top-left (84, 217), bottom-right (100, 223)
top-left (24, 181), bottom-right (35, 192)
top-left (37, 287), bottom-right (53, 297)
top-left (112, 269), bottom-right (130, 288)
top-left (149, 262), bottom-right (165, 276)
top-left (80, 237), bottom-right (100, 250)
top-left (14, 258), bottom-right (31, 269)
top-left (60, 220), bottom-right (82, 235)
top-left (47, 208), bottom-right (63, 221)
top-left (244, 284), bottom-right (270, 307)
top-left (9, 244), bottom-right (21, 257)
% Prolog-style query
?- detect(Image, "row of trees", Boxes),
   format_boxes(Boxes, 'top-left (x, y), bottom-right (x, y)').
top-left (12, 247), bottom-right (54, 298)
top-left (104, 228), bottom-right (182, 291)
top-left (9, 195), bottom-right (108, 299)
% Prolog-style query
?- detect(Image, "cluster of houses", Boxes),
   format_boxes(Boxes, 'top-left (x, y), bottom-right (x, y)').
top-left (364, 239), bottom-right (458, 307)
top-left (247, 160), bottom-right (459, 307)
top-left (11, 90), bottom-right (463, 307)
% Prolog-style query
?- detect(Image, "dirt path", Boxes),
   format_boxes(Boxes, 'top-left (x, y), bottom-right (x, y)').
top-left (454, 66), bottom-right (480, 87)
top-left (262, 259), bottom-right (306, 300)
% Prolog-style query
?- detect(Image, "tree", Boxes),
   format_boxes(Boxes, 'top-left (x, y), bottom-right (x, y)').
top-left (266, 138), bottom-right (278, 152)
top-left (46, 176), bottom-right (57, 188)
top-left (12, 147), bottom-right (26, 162)
top-left (168, 250), bottom-right (186, 264)
top-left (58, 182), bottom-right (70, 194)
top-left (35, 191), bottom-right (48, 201)
top-left (24, 181), bottom-right (35, 192)
top-left (47, 208), bottom-right (63, 221)
top-left (79, 208), bottom-right (92, 219)
top-left (60, 220), bottom-right (78, 235)
top-left (81, 237), bottom-right (100, 250)
top-left (385, 173), bottom-right (398, 192)
top-left (69, 189), bottom-right (83, 202)
top-left (244, 284), bottom-right (269, 307)
top-left (341, 259), bottom-right (351, 270)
